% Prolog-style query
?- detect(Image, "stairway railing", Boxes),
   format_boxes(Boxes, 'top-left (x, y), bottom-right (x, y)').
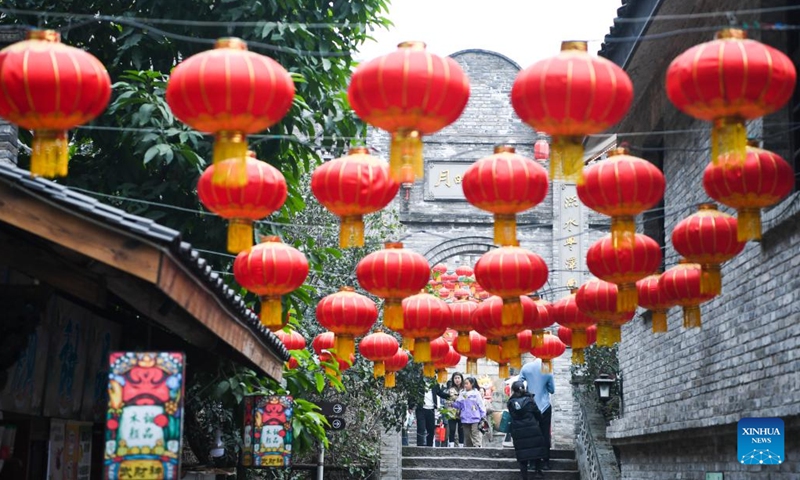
top-left (574, 392), bottom-right (621, 480)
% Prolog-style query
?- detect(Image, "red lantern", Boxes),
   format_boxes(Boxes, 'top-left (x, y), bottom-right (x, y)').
top-left (578, 147), bottom-right (665, 247)
top-left (671, 204), bottom-right (745, 296)
top-left (530, 332), bottom-right (566, 374)
top-left (197, 151), bottom-right (287, 253)
top-left (434, 345), bottom-right (462, 384)
top-left (316, 287), bottom-right (378, 362)
top-left (517, 329), bottom-right (533, 353)
top-left (462, 145), bottom-right (549, 245)
top-left (449, 300), bottom-right (477, 353)
top-left (551, 290), bottom-right (595, 364)
top-left (438, 287), bottom-right (451, 299)
top-left (311, 147), bottom-right (400, 248)
top-left (166, 38), bottom-right (294, 186)
top-left (703, 143), bottom-right (795, 241)
top-left (576, 279), bottom-right (635, 347)
top-left (636, 274), bottom-right (672, 334)
top-left (359, 331), bottom-right (399, 378)
top-left (455, 265), bottom-right (474, 277)
top-left (384, 350), bottom-right (410, 388)
top-left (312, 332), bottom-right (355, 375)
top-left (659, 261), bottom-right (716, 329)
top-left (533, 136), bottom-right (550, 161)
top-left (586, 233), bottom-right (662, 312)
top-left (432, 264), bottom-right (448, 278)
top-left (512, 41), bottom-right (633, 183)
top-left (557, 325), bottom-right (597, 350)
top-left (666, 29), bottom-right (796, 168)
top-left (454, 331), bottom-right (487, 375)
top-left (527, 296), bottom-right (554, 348)
top-left (275, 328), bottom-right (306, 370)
top-left (0, 30), bottom-right (111, 178)
top-left (401, 293), bottom-right (450, 363)
top-left (234, 237), bottom-right (308, 330)
top-left (473, 296), bottom-right (526, 369)
top-left (356, 242), bottom-right (430, 330)
top-left (425, 337), bottom-right (451, 378)
top-left (348, 42), bottom-right (470, 183)
top-left (474, 246), bottom-right (549, 326)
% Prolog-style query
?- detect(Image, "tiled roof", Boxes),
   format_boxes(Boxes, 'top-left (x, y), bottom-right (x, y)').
top-left (0, 163), bottom-right (290, 362)
top-left (598, 0), bottom-right (664, 67)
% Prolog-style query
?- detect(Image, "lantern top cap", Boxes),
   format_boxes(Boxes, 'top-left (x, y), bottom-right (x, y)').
top-left (246, 150), bottom-right (257, 158)
top-left (569, 287), bottom-right (579, 294)
top-left (339, 286), bottom-right (356, 293)
top-left (398, 40), bottom-right (427, 50)
top-left (27, 29), bottom-right (60, 42)
top-left (348, 146), bottom-right (370, 155)
top-left (215, 37), bottom-right (248, 50)
top-left (608, 146), bottom-right (630, 157)
top-left (561, 41), bottom-right (588, 52)
top-left (746, 139), bottom-right (762, 148)
top-left (259, 235), bottom-right (282, 243)
top-left (384, 241), bottom-right (404, 249)
top-left (493, 145), bottom-right (516, 154)
top-left (698, 203), bottom-right (718, 211)
top-left (716, 28), bottom-right (747, 40)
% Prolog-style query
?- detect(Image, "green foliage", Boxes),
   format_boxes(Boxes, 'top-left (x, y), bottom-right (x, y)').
top-left (571, 344), bottom-right (622, 423)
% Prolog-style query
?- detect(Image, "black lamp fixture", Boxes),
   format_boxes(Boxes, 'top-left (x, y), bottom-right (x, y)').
top-left (594, 373), bottom-right (615, 401)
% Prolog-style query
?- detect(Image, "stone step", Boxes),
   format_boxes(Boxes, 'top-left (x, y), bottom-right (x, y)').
top-left (402, 467), bottom-right (580, 480)
top-left (402, 446), bottom-right (575, 459)
top-left (402, 455), bottom-right (578, 471)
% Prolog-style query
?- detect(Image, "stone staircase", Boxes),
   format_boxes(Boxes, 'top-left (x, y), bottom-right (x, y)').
top-left (401, 446), bottom-right (579, 479)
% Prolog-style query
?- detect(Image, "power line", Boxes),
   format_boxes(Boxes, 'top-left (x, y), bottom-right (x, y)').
top-left (609, 4), bottom-right (800, 24)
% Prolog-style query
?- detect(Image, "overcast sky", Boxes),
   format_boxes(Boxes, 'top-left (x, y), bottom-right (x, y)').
top-left (357, 0), bottom-right (623, 67)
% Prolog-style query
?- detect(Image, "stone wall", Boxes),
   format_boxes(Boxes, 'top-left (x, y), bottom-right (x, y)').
top-left (379, 428), bottom-right (403, 480)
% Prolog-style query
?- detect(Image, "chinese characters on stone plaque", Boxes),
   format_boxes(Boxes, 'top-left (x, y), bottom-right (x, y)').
top-left (556, 183), bottom-right (584, 291)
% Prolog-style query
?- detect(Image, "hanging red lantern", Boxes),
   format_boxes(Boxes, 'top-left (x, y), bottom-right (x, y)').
top-left (703, 142), bottom-right (795, 241)
top-left (197, 151), bottom-right (287, 253)
top-left (671, 204), bottom-right (745, 296)
top-left (666, 29), bottom-right (796, 168)
top-left (636, 274), bottom-right (672, 333)
top-left (0, 30), bottom-right (111, 178)
top-left (312, 332), bottom-right (355, 375)
top-left (557, 325), bottom-right (597, 351)
top-left (527, 296), bottom-right (553, 349)
top-left (517, 329), bottom-right (533, 353)
top-left (578, 147), bottom-right (665, 247)
top-left (384, 349), bottom-right (410, 388)
top-left (434, 345), bottom-right (462, 384)
top-left (474, 246), bottom-right (549, 325)
top-left (275, 328), bottom-right (306, 370)
top-left (166, 38), bottom-right (294, 186)
top-left (576, 278), bottom-right (635, 347)
top-left (316, 287), bottom-right (378, 363)
top-left (356, 242), bottom-right (430, 331)
top-left (424, 336), bottom-right (451, 378)
top-left (311, 147), bottom-right (400, 248)
top-left (530, 332), bottom-right (566, 374)
top-left (455, 265), bottom-right (474, 277)
top-left (348, 41), bottom-right (470, 183)
top-left (586, 233), bottom-right (662, 312)
top-left (473, 296), bottom-right (525, 369)
top-left (449, 300), bottom-right (478, 353)
top-left (432, 264), bottom-right (449, 279)
top-left (512, 41), bottom-right (633, 183)
top-left (438, 287), bottom-right (451, 299)
top-left (533, 136), bottom-right (550, 161)
top-left (359, 331), bottom-right (399, 378)
top-left (454, 331), bottom-right (487, 375)
top-left (462, 145), bottom-right (549, 245)
top-left (401, 293), bottom-right (450, 363)
top-left (551, 290), bottom-right (596, 364)
top-left (659, 261), bottom-right (716, 329)
top-left (234, 236), bottom-right (308, 330)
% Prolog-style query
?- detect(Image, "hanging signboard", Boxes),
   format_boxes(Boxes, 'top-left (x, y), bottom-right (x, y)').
top-left (104, 352), bottom-right (186, 480)
top-left (554, 182), bottom-right (585, 293)
top-left (242, 395), bottom-right (293, 468)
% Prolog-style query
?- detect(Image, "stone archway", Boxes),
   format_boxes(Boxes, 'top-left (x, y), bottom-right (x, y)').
top-left (423, 236), bottom-right (496, 266)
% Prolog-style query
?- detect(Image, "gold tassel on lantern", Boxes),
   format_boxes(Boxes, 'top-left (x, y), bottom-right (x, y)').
top-left (712, 117), bottom-right (746, 166)
top-left (30, 130), bottom-right (69, 178)
top-left (384, 300), bottom-right (404, 331)
top-left (652, 310), bottom-right (668, 333)
top-left (402, 336), bottom-right (415, 351)
top-left (423, 363), bottom-right (435, 377)
top-left (551, 135), bottom-right (584, 184)
top-left (485, 342), bottom-right (500, 362)
top-left (610, 325), bottom-right (621, 345)
top-left (437, 369), bottom-right (448, 383)
top-left (700, 264), bottom-right (722, 296)
top-left (335, 335), bottom-right (356, 363)
top-left (493, 214), bottom-right (517, 246)
top-left (596, 324), bottom-right (614, 347)
top-left (227, 218), bottom-right (254, 254)
top-left (339, 215), bottom-right (365, 248)
top-left (498, 363), bottom-right (510, 378)
top-left (390, 130), bottom-right (423, 182)
top-left (509, 355), bottom-right (522, 370)
top-left (572, 329), bottom-right (587, 349)
top-left (736, 207), bottom-right (762, 242)
top-left (611, 216), bottom-right (636, 249)
top-left (466, 359), bottom-right (478, 375)
top-left (259, 296), bottom-right (283, 330)
top-left (501, 336), bottom-right (520, 360)
top-left (456, 333), bottom-right (471, 353)
top-left (384, 372), bottom-right (397, 388)
top-left (571, 348), bottom-right (585, 364)
top-left (683, 306), bottom-right (702, 329)
top-left (413, 339), bottom-right (431, 363)
top-left (373, 361), bottom-right (386, 378)
top-left (540, 359), bottom-right (553, 374)
top-left (212, 131), bottom-right (248, 186)
top-left (616, 283), bottom-right (638, 313)
top-left (502, 297), bottom-right (523, 326)
top-left (532, 331), bottom-right (544, 349)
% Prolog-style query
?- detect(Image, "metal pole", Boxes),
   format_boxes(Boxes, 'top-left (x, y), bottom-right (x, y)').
top-left (317, 444), bottom-right (325, 480)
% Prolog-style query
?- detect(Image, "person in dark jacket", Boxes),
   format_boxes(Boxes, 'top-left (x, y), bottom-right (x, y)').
top-left (411, 381), bottom-right (448, 446)
top-left (507, 380), bottom-right (547, 479)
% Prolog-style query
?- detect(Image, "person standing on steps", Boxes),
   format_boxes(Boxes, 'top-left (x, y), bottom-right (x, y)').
top-left (451, 376), bottom-right (486, 447)
top-left (519, 357), bottom-right (555, 469)
top-left (507, 380), bottom-right (547, 479)
top-left (412, 380), bottom-right (445, 446)
top-left (443, 372), bottom-right (465, 447)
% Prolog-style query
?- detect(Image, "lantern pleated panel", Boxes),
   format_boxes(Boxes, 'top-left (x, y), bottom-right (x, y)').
top-left (659, 261), bottom-right (716, 329)
top-left (474, 246), bottom-right (549, 326)
top-left (473, 296), bottom-right (525, 369)
top-left (454, 331), bottom-right (487, 375)
top-left (198, 151), bottom-right (287, 253)
top-left (462, 146), bottom-right (549, 246)
top-left (425, 337), bottom-right (450, 378)
top-left (348, 42), bottom-right (470, 183)
top-left (166, 38), bottom-right (294, 186)
top-left (449, 301), bottom-right (478, 353)
top-left (384, 350), bottom-right (410, 388)
top-left (703, 143), bottom-right (795, 241)
top-left (671, 204), bottom-right (745, 296)
top-left (527, 296), bottom-right (553, 348)
top-left (0, 30), bottom-right (111, 178)
top-left (667, 29), bottom-right (796, 168)
top-left (586, 233), bottom-right (662, 312)
top-left (455, 265), bottom-right (474, 277)
top-left (636, 274), bottom-right (672, 334)
top-left (359, 331), bottom-right (399, 378)
top-left (511, 41), bottom-right (633, 183)
top-left (401, 293), bottom-right (450, 363)
top-left (275, 328), bottom-right (306, 370)
top-left (576, 279), bottom-right (635, 347)
top-left (551, 290), bottom-right (596, 364)
top-left (316, 287), bottom-right (378, 363)
top-left (557, 325), bottom-right (597, 364)
top-left (530, 332), bottom-right (566, 374)
top-left (311, 147), bottom-right (400, 248)
top-left (578, 147), bottom-right (665, 247)
top-left (234, 237), bottom-right (309, 330)
top-left (313, 332), bottom-right (355, 376)
top-left (356, 242), bottom-right (431, 330)
top-left (434, 345), bottom-right (462, 384)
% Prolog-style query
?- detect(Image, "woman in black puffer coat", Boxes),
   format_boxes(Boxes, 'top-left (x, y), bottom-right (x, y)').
top-left (507, 380), bottom-right (547, 479)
